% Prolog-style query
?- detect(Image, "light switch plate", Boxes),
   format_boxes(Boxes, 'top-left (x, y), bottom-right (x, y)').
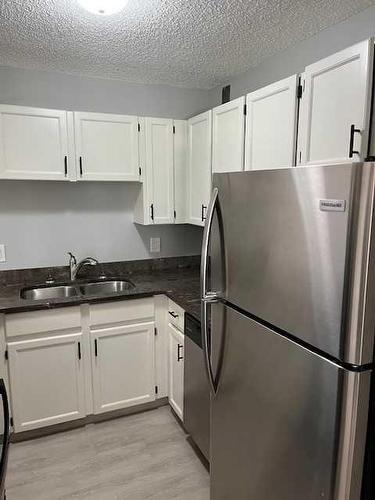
top-left (150, 237), bottom-right (161, 253)
top-left (0, 244), bottom-right (6, 263)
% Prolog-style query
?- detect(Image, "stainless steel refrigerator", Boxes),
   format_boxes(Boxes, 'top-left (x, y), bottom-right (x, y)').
top-left (201, 162), bottom-right (375, 500)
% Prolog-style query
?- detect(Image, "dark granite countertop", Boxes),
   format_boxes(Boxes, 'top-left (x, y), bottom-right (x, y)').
top-left (0, 256), bottom-right (201, 322)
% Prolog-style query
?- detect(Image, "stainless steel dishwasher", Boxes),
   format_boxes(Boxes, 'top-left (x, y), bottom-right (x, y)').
top-left (183, 313), bottom-right (210, 461)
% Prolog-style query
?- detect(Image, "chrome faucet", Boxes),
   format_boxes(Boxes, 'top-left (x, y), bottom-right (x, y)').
top-left (68, 252), bottom-right (99, 281)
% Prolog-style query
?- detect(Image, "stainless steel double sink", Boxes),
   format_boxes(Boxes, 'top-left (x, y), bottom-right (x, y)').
top-left (20, 279), bottom-right (135, 301)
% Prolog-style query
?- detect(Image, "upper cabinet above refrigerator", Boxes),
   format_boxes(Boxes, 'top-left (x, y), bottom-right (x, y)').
top-left (298, 39), bottom-right (374, 166)
top-left (212, 97), bottom-right (245, 173)
top-left (245, 75), bottom-right (299, 171)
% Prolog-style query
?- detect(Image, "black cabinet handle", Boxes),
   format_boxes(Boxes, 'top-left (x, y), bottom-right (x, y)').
top-left (169, 311), bottom-right (179, 318)
top-left (64, 156), bottom-right (68, 177)
top-left (150, 204), bottom-right (154, 221)
top-left (201, 204), bottom-right (207, 222)
top-left (177, 344), bottom-right (183, 362)
top-left (94, 339), bottom-right (98, 357)
top-left (79, 156), bottom-right (83, 176)
top-left (78, 342), bottom-right (81, 360)
top-left (349, 124), bottom-right (361, 158)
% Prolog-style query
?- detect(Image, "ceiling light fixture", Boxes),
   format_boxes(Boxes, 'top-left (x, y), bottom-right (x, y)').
top-left (77, 0), bottom-right (129, 16)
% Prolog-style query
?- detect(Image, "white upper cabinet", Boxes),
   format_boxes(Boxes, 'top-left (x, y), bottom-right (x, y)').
top-left (173, 120), bottom-right (188, 224)
top-left (0, 105), bottom-right (71, 181)
top-left (245, 75), bottom-right (298, 171)
top-left (187, 111), bottom-right (212, 226)
top-left (134, 118), bottom-right (186, 225)
top-left (145, 117), bottom-right (175, 224)
top-left (74, 112), bottom-right (140, 181)
top-left (298, 39), bottom-right (374, 166)
top-left (212, 97), bottom-right (246, 173)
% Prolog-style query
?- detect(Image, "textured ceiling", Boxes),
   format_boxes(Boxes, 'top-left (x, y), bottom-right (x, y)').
top-left (0, 0), bottom-right (374, 89)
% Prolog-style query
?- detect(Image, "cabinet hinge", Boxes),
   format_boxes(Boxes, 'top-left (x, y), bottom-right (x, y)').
top-left (298, 151), bottom-right (302, 164)
top-left (297, 84), bottom-right (303, 99)
top-left (174, 210), bottom-right (176, 219)
top-left (155, 385), bottom-right (158, 395)
top-left (173, 125), bottom-right (176, 134)
top-left (154, 327), bottom-right (158, 336)
top-left (139, 167), bottom-right (142, 176)
top-left (4, 350), bottom-right (8, 361)
top-left (137, 123), bottom-right (141, 132)
top-left (10, 417), bottom-right (13, 427)
top-left (243, 104), bottom-right (247, 115)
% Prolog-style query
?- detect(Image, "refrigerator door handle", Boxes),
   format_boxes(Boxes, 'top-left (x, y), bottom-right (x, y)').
top-left (202, 299), bottom-right (218, 396)
top-left (201, 187), bottom-right (220, 301)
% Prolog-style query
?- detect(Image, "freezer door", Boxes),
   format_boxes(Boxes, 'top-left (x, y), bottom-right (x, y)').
top-left (210, 305), bottom-right (371, 500)
top-left (212, 162), bottom-right (375, 364)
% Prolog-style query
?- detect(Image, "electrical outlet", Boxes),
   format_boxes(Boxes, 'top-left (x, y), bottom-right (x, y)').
top-left (150, 237), bottom-right (161, 253)
top-left (0, 244), bottom-right (6, 263)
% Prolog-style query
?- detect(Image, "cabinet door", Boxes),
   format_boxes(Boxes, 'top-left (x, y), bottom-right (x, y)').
top-left (8, 332), bottom-right (86, 432)
top-left (168, 323), bottom-right (184, 420)
top-left (299, 40), bottom-right (374, 166)
top-left (0, 105), bottom-right (69, 180)
top-left (74, 112), bottom-right (140, 181)
top-left (187, 111), bottom-right (212, 226)
top-left (245, 75), bottom-right (298, 170)
top-left (212, 97), bottom-right (245, 173)
top-left (145, 118), bottom-right (174, 224)
top-left (91, 322), bottom-right (155, 414)
top-left (173, 120), bottom-right (188, 224)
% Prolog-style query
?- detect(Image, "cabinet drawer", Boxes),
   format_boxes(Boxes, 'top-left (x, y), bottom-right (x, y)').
top-left (168, 300), bottom-right (184, 332)
top-left (5, 307), bottom-right (81, 338)
top-left (90, 298), bottom-right (154, 328)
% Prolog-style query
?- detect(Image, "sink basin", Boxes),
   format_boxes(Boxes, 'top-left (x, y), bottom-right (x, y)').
top-left (20, 279), bottom-right (135, 300)
top-left (21, 285), bottom-right (79, 300)
top-left (80, 280), bottom-right (134, 296)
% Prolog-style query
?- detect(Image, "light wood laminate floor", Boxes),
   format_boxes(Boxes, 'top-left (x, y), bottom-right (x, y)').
top-left (6, 407), bottom-right (210, 500)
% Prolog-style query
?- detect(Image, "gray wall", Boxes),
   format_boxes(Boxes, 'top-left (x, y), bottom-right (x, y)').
top-left (0, 67), bottom-right (207, 270)
top-left (0, 65), bottom-right (211, 119)
top-left (209, 5), bottom-right (375, 103)
top-left (0, 181), bottom-right (203, 270)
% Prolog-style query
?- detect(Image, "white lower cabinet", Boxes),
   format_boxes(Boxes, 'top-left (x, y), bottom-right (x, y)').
top-left (7, 332), bottom-right (86, 432)
top-left (168, 322), bottom-right (184, 421)
top-left (4, 296), bottom-right (185, 432)
top-left (91, 322), bottom-right (156, 414)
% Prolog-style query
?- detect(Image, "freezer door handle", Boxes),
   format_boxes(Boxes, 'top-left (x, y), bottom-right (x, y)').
top-left (201, 187), bottom-right (220, 301)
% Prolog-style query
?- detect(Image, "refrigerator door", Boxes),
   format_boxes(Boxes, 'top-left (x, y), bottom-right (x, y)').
top-left (212, 163), bottom-right (375, 365)
top-left (210, 305), bottom-right (371, 500)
